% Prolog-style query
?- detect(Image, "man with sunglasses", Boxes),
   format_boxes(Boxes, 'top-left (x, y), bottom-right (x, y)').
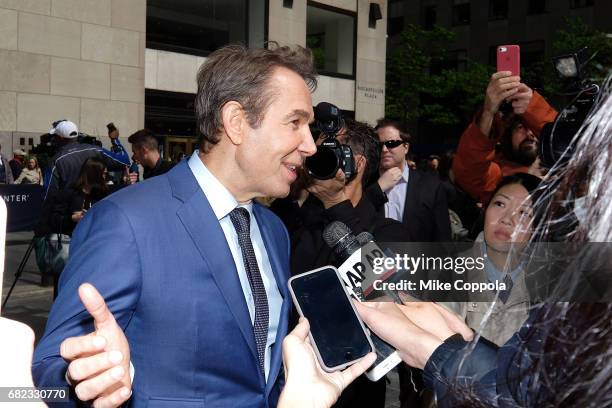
top-left (375, 119), bottom-right (451, 243)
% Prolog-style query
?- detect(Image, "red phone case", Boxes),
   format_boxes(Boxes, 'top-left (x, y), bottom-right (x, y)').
top-left (497, 45), bottom-right (520, 76)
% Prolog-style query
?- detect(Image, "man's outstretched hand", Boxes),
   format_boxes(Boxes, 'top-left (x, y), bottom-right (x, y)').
top-left (60, 283), bottom-right (131, 407)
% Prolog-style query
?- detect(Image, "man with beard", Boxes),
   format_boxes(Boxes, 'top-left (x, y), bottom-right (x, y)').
top-left (453, 71), bottom-right (557, 204)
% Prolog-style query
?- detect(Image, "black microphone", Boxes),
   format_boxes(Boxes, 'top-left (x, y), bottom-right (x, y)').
top-left (323, 222), bottom-right (400, 300)
top-left (322, 221), bottom-right (362, 263)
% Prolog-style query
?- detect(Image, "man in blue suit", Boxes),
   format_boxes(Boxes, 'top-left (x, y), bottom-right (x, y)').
top-left (32, 44), bottom-right (317, 407)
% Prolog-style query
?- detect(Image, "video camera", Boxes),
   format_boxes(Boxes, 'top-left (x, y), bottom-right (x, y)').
top-left (305, 102), bottom-right (356, 180)
top-left (539, 47), bottom-right (600, 168)
top-left (32, 132), bottom-right (103, 159)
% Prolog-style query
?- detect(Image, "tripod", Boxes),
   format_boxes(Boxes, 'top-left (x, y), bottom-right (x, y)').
top-left (2, 237), bottom-right (37, 309)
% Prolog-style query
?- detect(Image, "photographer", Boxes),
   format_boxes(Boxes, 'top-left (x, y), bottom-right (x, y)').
top-left (127, 129), bottom-right (174, 180)
top-left (43, 120), bottom-right (130, 200)
top-left (452, 72), bottom-right (557, 204)
top-left (290, 118), bottom-right (412, 408)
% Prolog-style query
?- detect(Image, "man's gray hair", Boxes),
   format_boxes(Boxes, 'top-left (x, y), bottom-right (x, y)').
top-left (195, 43), bottom-right (317, 152)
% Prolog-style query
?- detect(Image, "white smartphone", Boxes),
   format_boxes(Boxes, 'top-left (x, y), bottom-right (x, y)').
top-left (289, 266), bottom-right (375, 372)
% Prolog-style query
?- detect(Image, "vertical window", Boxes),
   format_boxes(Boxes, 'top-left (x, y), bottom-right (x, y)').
top-left (570, 0), bottom-right (594, 8)
top-left (424, 5), bottom-right (437, 30)
top-left (388, 17), bottom-right (404, 36)
top-left (489, 0), bottom-right (508, 20)
top-left (306, 3), bottom-right (356, 78)
top-left (452, 0), bottom-right (471, 26)
top-left (527, 0), bottom-right (547, 15)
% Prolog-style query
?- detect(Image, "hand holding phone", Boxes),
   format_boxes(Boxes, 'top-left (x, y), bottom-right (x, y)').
top-left (278, 317), bottom-right (376, 408)
top-left (107, 122), bottom-right (119, 140)
top-left (289, 266), bottom-right (375, 372)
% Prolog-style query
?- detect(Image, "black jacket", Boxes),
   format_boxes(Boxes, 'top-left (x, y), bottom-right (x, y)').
top-left (45, 141), bottom-right (129, 200)
top-left (143, 158), bottom-right (174, 179)
top-left (374, 170), bottom-right (452, 242)
top-left (290, 194), bottom-right (413, 276)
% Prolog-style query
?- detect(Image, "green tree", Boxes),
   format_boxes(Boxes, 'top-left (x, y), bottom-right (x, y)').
top-left (385, 24), bottom-right (491, 127)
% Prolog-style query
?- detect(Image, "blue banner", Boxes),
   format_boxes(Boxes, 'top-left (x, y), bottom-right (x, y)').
top-left (0, 184), bottom-right (44, 232)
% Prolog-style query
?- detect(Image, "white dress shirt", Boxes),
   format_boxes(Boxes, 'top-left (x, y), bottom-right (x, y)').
top-left (383, 165), bottom-right (410, 222)
top-left (188, 152), bottom-right (283, 381)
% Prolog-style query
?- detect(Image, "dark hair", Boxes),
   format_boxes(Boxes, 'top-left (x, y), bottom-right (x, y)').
top-left (342, 119), bottom-right (380, 186)
top-left (75, 157), bottom-right (108, 198)
top-left (375, 118), bottom-right (411, 143)
top-left (489, 172), bottom-right (542, 199)
top-left (195, 43), bottom-right (317, 152)
top-left (128, 129), bottom-right (158, 151)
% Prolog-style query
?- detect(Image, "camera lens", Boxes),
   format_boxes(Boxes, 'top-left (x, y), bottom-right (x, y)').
top-left (305, 146), bottom-right (340, 180)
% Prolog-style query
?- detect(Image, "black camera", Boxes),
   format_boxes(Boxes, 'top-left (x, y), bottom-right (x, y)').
top-left (539, 47), bottom-right (600, 169)
top-left (305, 102), bottom-right (356, 180)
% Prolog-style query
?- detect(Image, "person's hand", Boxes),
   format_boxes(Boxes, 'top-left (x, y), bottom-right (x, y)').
top-left (306, 169), bottom-right (347, 209)
top-left (510, 83), bottom-right (533, 114)
top-left (60, 283), bottom-right (131, 407)
top-left (483, 71), bottom-right (521, 116)
top-left (354, 302), bottom-right (442, 369)
top-left (108, 128), bottom-right (119, 140)
top-left (396, 294), bottom-right (473, 342)
top-left (378, 167), bottom-right (402, 192)
top-left (0, 318), bottom-right (46, 407)
top-left (277, 318), bottom-right (376, 408)
top-left (71, 210), bottom-right (86, 223)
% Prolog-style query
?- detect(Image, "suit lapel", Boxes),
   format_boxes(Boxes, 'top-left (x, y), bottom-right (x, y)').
top-left (402, 169), bottom-right (419, 224)
top-left (253, 205), bottom-right (290, 396)
top-left (171, 164), bottom-right (258, 364)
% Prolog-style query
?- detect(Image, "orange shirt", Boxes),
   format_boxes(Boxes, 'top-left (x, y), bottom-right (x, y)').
top-left (453, 91), bottom-right (557, 204)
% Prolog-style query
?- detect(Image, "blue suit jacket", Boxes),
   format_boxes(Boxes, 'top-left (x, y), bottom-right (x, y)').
top-left (33, 161), bottom-right (292, 407)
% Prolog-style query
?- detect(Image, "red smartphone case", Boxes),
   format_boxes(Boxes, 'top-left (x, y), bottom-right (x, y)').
top-left (497, 45), bottom-right (520, 76)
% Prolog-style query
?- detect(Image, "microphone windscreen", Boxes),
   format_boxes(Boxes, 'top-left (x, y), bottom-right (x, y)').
top-left (356, 231), bottom-right (374, 245)
top-left (323, 221), bottom-right (351, 249)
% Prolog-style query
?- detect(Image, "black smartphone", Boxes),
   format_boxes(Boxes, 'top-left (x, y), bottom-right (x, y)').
top-left (289, 266), bottom-right (374, 372)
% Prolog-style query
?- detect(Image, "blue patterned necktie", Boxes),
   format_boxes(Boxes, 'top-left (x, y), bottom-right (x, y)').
top-left (229, 207), bottom-right (269, 375)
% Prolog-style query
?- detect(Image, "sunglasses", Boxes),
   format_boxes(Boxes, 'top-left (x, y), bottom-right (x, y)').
top-left (379, 140), bottom-right (405, 149)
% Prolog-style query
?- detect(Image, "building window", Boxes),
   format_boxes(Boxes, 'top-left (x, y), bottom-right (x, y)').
top-left (452, 0), bottom-right (471, 26)
top-left (306, 3), bottom-right (356, 78)
top-left (489, 0), bottom-right (508, 20)
top-left (520, 40), bottom-right (545, 67)
top-left (147, 0), bottom-right (264, 57)
top-left (570, 0), bottom-right (594, 8)
top-left (388, 16), bottom-right (404, 36)
top-left (423, 5), bottom-right (437, 30)
top-left (432, 49), bottom-right (467, 74)
top-left (527, 0), bottom-right (546, 15)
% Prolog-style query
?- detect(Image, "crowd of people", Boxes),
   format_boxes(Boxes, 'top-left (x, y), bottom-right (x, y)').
top-left (0, 42), bottom-right (609, 408)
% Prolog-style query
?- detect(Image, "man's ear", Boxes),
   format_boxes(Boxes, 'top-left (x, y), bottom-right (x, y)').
top-left (220, 101), bottom-right (246, 145)
top-left (356, 155), bottom-right (367, 173)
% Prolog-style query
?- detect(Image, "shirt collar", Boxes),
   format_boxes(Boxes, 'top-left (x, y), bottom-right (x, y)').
top-left (188, 150), bottom-right (252, 220)
top-left (400, 163), bottom-right (410, 182)
top-left (484, 245), bottom-right (523, 283)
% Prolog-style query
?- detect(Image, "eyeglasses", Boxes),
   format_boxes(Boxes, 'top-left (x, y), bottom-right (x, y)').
top-left (379, 140), bottom-right (405, 150)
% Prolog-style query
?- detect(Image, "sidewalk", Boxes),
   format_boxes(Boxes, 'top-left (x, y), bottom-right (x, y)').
top-left (2, 231), bottom-right (53, 343)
